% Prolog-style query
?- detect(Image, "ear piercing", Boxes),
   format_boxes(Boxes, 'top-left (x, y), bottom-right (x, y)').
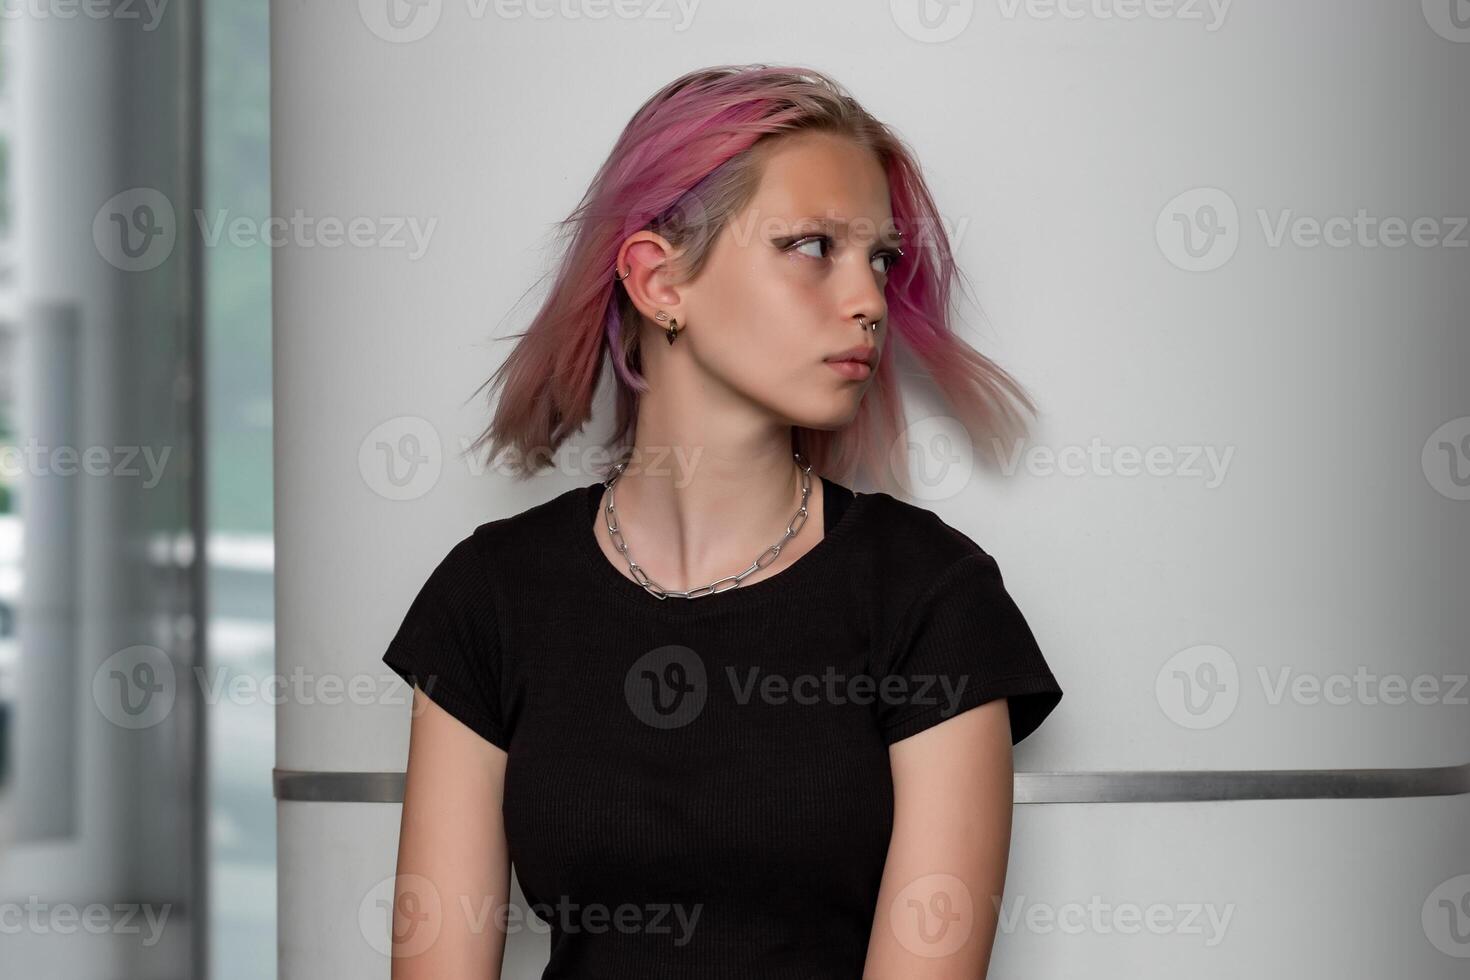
top-left (620, 268), bottom-right (875, 342)
top-left (655, 310), bottom-right (681, 345)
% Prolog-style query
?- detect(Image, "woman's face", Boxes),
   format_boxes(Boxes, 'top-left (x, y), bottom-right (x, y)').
top-left (674, 131), bottom-right (900, 431)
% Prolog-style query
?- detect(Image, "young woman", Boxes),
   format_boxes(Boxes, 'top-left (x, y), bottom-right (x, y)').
top-left (383, 64), bottom-right (1064, 980)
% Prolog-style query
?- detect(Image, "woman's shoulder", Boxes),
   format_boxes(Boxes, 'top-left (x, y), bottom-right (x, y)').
top-left (464, 480), bottom-right (588, 543)
top-left (392, 484), bottom-right (588, 629)
top-left (852, 488), bottom-right (1004, 586)
top-left (408, 482), bottom-right (589, 586)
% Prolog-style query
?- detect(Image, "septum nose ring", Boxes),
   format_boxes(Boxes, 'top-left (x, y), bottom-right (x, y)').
top-left (857, 315), bottom-right (881, 332)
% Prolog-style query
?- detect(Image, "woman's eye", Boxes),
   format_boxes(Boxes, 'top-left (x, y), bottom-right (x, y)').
top-left (871, 250), bottom-right (902, 275)
top-left (793, 236), bottom-right (829, 259)
top-left (787, 235), bottom-right (901, 276)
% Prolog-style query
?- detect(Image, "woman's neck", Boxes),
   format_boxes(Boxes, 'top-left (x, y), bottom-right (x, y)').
top-left (598, 440), bottom-right (821, 592)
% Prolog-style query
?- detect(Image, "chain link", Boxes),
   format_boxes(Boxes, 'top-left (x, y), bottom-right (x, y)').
top-left (601, 451), bottom-right (813, 600)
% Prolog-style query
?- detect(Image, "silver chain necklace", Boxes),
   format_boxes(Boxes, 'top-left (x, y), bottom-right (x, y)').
top-left (601, 451), bottom-right (813, 600)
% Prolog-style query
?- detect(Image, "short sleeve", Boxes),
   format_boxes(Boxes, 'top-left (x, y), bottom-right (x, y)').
top-left (381, 535), bottom-right (507, 750)
top-left (877, 553), bottom-right (1063, 746)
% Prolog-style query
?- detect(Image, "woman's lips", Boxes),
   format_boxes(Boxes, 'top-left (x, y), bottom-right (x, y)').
top-left (825, 360), bottom-right (872, 380)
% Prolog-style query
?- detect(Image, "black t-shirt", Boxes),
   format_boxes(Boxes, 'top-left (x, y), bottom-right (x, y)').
top-left (382, 475), bottom-right (1063, 979)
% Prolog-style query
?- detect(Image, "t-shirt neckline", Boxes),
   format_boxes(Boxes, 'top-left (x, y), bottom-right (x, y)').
top-left (574, 473), bottom-right (870, 616)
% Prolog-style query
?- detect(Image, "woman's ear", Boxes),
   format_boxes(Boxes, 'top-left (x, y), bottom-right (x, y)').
top-left (615, 232), bottom-right (685, 325)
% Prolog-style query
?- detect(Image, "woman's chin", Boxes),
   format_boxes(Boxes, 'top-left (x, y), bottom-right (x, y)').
top-left (786, 396), bottom-right (865, 432)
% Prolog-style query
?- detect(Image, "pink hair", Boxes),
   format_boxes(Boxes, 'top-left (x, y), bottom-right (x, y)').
top-left (466, 63), bottom-right (1038, 493)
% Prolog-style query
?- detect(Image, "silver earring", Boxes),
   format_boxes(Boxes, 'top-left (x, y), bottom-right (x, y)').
top-left (655, 310), bottom-right (681, 345)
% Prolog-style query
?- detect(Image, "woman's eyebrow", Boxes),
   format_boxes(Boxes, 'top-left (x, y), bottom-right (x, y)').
top-left (790, 215), bottom-right (903, 248)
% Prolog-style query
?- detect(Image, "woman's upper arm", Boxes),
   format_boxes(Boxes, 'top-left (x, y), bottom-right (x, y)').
top-left (389, 684), bottom-right (511, 980)
top-left (863, 697), bottom-right (1015, 979)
